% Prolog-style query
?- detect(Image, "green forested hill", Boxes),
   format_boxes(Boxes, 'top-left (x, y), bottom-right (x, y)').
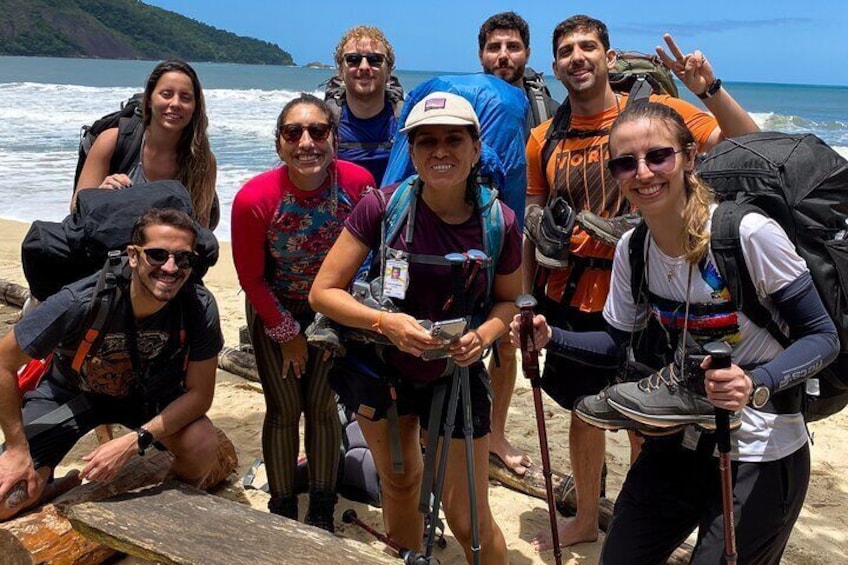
top-left (0, 0), bottom-right (295, 65)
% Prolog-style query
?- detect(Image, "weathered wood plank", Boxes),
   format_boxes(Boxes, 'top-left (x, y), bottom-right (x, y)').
top-left (0, 428), bottom-right (238, 565)
top-left (65, 481), bottom-right (398, 565)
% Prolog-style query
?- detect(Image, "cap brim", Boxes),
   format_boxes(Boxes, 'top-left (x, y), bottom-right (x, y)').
top-left (400, 116), bottom-right (478, 133)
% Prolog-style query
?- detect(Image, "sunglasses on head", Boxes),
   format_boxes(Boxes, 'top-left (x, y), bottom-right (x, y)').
top-left (607, 147), bottom-right (684, 181)
top-left (280, 123), bottom-right (332, 144)
top-left (343, 52), bottom-right (386, 68)
top-left (135, 247), bottom-right (198, 269)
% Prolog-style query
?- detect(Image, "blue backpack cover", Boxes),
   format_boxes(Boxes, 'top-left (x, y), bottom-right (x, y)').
top-left (382, 73), bottom-right (529, 229)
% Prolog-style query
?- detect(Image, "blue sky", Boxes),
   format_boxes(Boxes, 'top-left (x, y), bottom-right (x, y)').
top-left (146, 0), bottom-right (847, 86)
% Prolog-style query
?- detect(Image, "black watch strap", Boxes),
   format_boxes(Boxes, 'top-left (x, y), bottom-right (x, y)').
top-left (697, 78), bottom-right (722, 100)
top-left (136, 428), bottom-right (155, 456)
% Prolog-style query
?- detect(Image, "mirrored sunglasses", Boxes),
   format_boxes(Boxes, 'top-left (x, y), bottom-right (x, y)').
top-left (607, 147), bottom-right (684, 181)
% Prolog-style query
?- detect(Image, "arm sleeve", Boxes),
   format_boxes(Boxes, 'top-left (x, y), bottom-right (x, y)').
top-left (547, 325), bottom-right (630, 369)
top-left (14, 286), bottom-right (88, 359)
top-left (747, 272), bottom-right (839, 393)
top-left (230, 171), bottom-right (287, 329)
top-left (525, 121), bottom-right (552, 198)
top-left (654, 95), bottom-right (719, 152)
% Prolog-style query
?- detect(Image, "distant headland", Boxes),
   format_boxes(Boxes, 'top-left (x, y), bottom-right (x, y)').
top-left (0, 0), bottom-right (295, 66)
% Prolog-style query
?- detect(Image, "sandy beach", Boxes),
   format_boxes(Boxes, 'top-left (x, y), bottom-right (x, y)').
top-left (1, 216), bottom-right (846, 564)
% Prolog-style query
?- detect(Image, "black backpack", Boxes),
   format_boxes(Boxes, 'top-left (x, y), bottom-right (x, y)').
top-left (73, 93), bottom-right (145, 189)
top-left (22, 180), bottom-right (219, 301)
top-left (540, 51), bottom-right (677, 175)
top-left (522, 67), bottom-right (560, 128)
top-left (630, 132), bottom-right (848, 421)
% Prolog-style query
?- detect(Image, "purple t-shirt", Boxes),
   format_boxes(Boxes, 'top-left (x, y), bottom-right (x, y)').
top-left (345, 182), bottom-right (521, 382)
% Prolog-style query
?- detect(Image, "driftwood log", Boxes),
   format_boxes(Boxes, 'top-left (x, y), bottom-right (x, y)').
top-left (0, 427), bottom-right (237, 565)
top-left (64, 481), bottom-right (398, 565)
top-left (0, 279), bottom-right (28, 309)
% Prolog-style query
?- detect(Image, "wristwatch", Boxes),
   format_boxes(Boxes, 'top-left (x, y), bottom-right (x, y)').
top-left (697, 78), bottom-right (722, 100)
top-left (748, 378), bottom-right (771, 410)
top-left (136, 427), bottom-right (155, 456)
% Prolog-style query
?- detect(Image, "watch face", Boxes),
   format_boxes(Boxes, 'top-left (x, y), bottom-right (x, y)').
top-left (753, 386), bottom-right (770, 408)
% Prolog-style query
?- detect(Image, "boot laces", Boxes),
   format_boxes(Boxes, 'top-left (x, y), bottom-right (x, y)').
top-left (638, 363), bottom-right (683, 392)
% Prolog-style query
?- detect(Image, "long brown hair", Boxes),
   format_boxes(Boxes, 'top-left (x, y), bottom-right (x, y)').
top-left (142, 60), bottom-right (216, 228)
top-left (609, 101), bottom-right (715, 264)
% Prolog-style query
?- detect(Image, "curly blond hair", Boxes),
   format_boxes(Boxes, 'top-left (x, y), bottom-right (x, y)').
top-left (334, 26), bottom-right (396, 70)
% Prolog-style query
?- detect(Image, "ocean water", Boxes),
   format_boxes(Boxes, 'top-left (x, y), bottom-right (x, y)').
top-left (1, 55), bottom-right (847, 241)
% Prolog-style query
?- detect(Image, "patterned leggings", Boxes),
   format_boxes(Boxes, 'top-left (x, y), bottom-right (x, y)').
top-left (247, 300), bottom-right (340, 497)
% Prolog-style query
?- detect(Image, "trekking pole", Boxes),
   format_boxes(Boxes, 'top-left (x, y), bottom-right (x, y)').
top-left (704, 341), bottom-right (737, 565)
top-left (342, 509), bottom-right (434, 564)
top-left (517, 294), bottom-right (562, 565)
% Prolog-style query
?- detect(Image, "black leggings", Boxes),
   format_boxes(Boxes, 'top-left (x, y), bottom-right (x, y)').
top-left (601, 433), bottom-right (810, 565)
top-left (247, 300), bottom-right (340, 497)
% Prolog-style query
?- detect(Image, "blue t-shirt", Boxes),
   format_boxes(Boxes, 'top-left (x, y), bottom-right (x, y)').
top-left (337, 101), bottom-right (397, 186)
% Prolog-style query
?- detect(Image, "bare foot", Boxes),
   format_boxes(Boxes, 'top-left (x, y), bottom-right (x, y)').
top-left (532, 516), bottom-right (599, 552)
top-left (489, 435), bottom-right (532, 476)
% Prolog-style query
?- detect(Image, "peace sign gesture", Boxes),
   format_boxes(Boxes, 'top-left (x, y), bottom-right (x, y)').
top-left (656, 33), bottom-right (716, 98)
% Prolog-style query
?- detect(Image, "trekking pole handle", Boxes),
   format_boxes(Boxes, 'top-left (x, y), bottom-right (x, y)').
top-left (517, 294), bottom-right (541, 383)
top-left (704, 341), bottom-right (733, 452)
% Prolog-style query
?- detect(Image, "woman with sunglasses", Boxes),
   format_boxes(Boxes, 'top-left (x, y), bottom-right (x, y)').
top-left (512, 101), bottom-right (837, 564)
top-left (231, 93), bottom-right (375, 531)
top-left (75, 59), bottom-right (219, 229)
top-left (310, 92), bottom-right (521, 563)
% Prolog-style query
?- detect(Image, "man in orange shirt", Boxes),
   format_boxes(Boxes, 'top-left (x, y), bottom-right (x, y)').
top-left (524, 14), bottom-right (758, 551)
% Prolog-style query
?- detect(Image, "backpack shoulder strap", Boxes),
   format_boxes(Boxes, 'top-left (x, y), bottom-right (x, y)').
top-left (110, 115), bottom-right (144, 176)
top-left (710, 201), bottom-right (792, 347)
top-left (71, 252), bottom-right (129, 373)
top-left (625, 76), bottom-right (655, 106)
top-left (539, 100), bottom-right (573, 193)
top-left (477, 184), bottom-right (506, 298)
top-left (628, 221), bottom-right (650, 305)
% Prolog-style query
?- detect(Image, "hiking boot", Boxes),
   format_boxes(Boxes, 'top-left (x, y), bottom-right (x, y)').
top-left (575, 388), bottom-right (682, 436)
top-left (304, 490), bottom-right (338, 533)
top-left (605, 362), bottom-right (742, 431)
top-left (268, 495), bottom-right (298, 520)
top-left (524, 197), bottom-right (575, 269)
top-left (305, 314), bottom-right (346, 356)
top-left (576, 210), bottom-right (642, 247)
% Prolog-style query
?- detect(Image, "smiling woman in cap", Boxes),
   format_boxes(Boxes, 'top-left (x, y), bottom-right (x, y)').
top-left (310, 92), bottom-right (521, 563)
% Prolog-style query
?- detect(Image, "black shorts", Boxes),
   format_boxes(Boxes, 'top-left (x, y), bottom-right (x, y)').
top-left (540, 299), bottom-right (616, 410)
top-left (20, 375), bottom-right (174, 470)
top-left (330, 345), bottom-right (492, 439)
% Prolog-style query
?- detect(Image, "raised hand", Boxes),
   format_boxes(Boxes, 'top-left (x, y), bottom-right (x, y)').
top-left (656, 33), bottom-right (716, 97)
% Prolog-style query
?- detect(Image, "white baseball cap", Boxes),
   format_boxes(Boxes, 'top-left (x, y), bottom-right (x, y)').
top-left (400, 91), bottom-right (480, 134)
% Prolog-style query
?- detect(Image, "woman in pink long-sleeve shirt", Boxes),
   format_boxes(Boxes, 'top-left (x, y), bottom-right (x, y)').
top-left (231, 93), bottom-right (374, 530)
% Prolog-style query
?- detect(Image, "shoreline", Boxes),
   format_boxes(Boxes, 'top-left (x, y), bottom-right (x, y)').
top-left (1, 216), bottom-right (847, 563)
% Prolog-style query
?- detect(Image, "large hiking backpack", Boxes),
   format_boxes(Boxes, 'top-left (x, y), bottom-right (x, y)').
top-left (523, 67), bottom-right (560, 128)
top-left (22, 180), bottom-right (219, 301)
top-left (630, 132), bottom-right (848, 421)
top-left (383, 73), bottom-right (529, 229)
top-left (540, 51), bottom-right (677, 175)
top-left (74, 93), bottom-right (145, 189)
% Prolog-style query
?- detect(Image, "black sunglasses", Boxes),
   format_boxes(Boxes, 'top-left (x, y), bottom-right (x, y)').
top-left (343, 52), bottom-right (386, 68)
top-left (135, 247), bottom-right (198, 269)
top-left (280, 123), bottom-right (331, 144)
top-left (607, 147), bottom-right (684, 181)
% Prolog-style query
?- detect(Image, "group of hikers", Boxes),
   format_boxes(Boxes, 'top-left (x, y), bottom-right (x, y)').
top-left (0, 10), bottom-right (841, 565)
